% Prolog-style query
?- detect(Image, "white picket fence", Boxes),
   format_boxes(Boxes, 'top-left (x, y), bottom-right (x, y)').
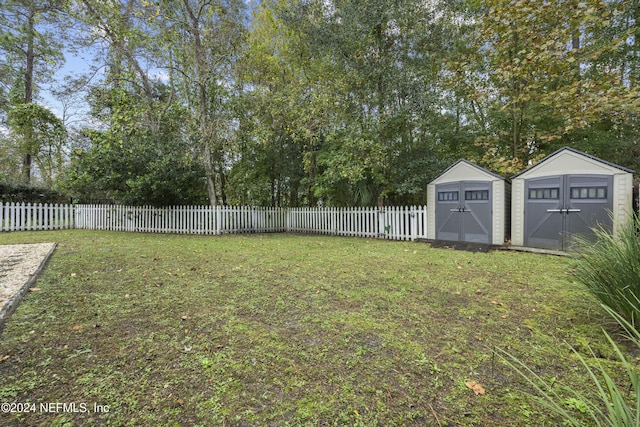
top-left (75, 205), bottom-right (287, 234)
top-left (288, 206), bottom-right (427, 240)
top-left (0, 203), bottom-right (74, 231)
top-left (0, 202), bottom-right (428, 241)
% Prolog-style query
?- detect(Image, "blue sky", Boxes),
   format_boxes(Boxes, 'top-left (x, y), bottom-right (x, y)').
top-left (42, 49), bottom-right (96, 127)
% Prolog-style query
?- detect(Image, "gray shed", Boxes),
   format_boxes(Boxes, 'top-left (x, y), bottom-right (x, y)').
top-left (511, 147), bottom-right (634, 250)
top-left (427, 159), bottom-right (510, 245)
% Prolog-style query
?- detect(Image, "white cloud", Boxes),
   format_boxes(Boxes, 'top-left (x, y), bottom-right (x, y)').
top-left (149, 70), bottom-right (170, 82)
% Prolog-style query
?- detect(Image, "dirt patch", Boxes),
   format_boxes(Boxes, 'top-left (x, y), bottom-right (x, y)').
top-left (417, 238), bottom-right (504, 252)
top-left (0, 243), bottom-right (57, 333)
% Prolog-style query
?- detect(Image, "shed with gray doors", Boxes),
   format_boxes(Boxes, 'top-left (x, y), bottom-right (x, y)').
top-left (427, 160), bottom-right (510, 245)
top-left (511, 147), bottom-right (634, 251)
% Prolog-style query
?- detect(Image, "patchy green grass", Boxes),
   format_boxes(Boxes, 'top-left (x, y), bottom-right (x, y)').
top-left (0, 231), bottom-right (628, 426)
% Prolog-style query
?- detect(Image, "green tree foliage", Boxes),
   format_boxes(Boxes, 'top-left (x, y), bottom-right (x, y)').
top-left (73, 0), bottom-right (246, 206)
top-left (156, 0), bottom-right (247, 206)
top-left (63, 84), bottom-right (208, 206)
top-left (451, 0), bottom-right (640, 174)
top-left (7, 0), bottom-right (638, 206)
top-left (234, 0), bottom-right (460, 206)
top-left (7, 102), bottom-right (67, 186)
top-left (228, 0), bottom-right (316, 206)
top-left (0, 0), bottom-right (66, 183)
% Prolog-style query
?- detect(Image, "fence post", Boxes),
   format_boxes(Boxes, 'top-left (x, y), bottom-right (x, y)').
top-left (19, 203), bottom-right (25, 232)
top-left (55, 203), bottom-right (60, 230)
top-left (215, 205), bottom-right (221, 235)
top-left (38, 203), bottom-right (42, 230)
top-left (410, 206), bottom-right (417, 241)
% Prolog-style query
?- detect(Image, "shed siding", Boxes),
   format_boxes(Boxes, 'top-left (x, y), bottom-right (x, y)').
top-left (511, 179), bottom-right (525, 246)
top-left (431, 162), bottom-right (499, 184)
top-left (518, 151), bottom-right (623, 178)
top-left (613, 173), bottom-right (633, 234)
top-left (427, 185), bottom-right (436, 239)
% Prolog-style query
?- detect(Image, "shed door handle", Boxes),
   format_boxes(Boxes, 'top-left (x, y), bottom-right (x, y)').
top-left (566, 209), bottom-right (581, 213)
top-left (546, 209), bottom-right (562, 213)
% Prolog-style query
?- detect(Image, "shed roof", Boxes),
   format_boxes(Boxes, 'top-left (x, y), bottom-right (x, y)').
top-left (430, 159), bottom-right (506, 185)
top-left (512, 147), bottom-right (634, 179)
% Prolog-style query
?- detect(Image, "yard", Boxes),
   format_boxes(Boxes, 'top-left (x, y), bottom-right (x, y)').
top-left (0, 231), bottom-right (627, 426)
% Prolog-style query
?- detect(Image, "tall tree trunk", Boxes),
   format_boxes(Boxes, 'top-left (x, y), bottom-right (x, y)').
top-left (203, 142), bottom-right (218, 206)
top-left (199, 85), bottom-right (221, 208)
top-left (22, 2), bottom-right (35, 184)
top-left (217, 163), bottom-right (227, 205)
top-left (183, 0), bottom-right (222, 207)
top-left (632, 0), bottom-right (640, 88)
top-left (571, 12), bottom-right (581, 80)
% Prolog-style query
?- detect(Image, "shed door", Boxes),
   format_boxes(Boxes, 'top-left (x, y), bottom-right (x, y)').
top-left (435, 181), bottom-right (492, 243)
top-left (524, 175), bottom-right (612, 250)
top-left (565, 175), bottom-right (613, 247)
top-left (523, 176), bottom-right (564, 249)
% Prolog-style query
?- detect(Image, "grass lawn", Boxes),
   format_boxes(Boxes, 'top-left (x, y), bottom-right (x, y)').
top-left (0, 231), bottom-right (627, 426)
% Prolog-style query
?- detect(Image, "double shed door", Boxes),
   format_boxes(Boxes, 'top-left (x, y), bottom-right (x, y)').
top-left (435, 181), bottom-right (492, 244)
top-left (524, 174), bottom-right (613, 250)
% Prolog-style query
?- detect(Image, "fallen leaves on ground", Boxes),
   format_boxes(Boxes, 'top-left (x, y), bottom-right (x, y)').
top-left (465, 380), bottom-right (486, 395)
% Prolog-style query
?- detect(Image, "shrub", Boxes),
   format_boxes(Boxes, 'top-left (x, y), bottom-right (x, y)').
top-left (500, 303), bottom-right (640, 427)
top-left (571, 213), bottom-right (640, 329)
top-left (0, 182), bottom-right (70, 204)
top-left (501, 215), bottom-right (640, 426)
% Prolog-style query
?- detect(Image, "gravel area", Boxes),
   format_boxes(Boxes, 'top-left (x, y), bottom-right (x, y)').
top-left (0, 243), bottom-right (57, 332)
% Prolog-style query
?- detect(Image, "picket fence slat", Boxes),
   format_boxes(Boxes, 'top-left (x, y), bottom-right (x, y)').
top-left (0, 203), bottom-right (428, 241)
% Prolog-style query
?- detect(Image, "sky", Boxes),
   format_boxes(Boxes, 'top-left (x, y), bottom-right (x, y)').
top-left (36, 0), bottom-right (259, 129)
top-left (44, 48), bottom-right (171, 129)
top-left (42, 49), bottom-right (97, 128)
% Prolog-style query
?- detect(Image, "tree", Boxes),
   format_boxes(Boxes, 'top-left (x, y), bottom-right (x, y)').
top-left (0, 0), bottom-right (65, 183)
top-left (17, 0), bottom-right (637, 206)
top-left (63, 83), bottom-right (208, 205)
top-left (239, 0), bottom-right (458, 206)
top-left (451, 0), bottom-right (640, 174)
top-left (158, 0), bottom-right (247, 206)
top-left (75, 0), bottom-right (171, 140)
top-left (228, 0), bottom-right (322, 206)
top-left (7, 102), bottom-right (67, 186)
